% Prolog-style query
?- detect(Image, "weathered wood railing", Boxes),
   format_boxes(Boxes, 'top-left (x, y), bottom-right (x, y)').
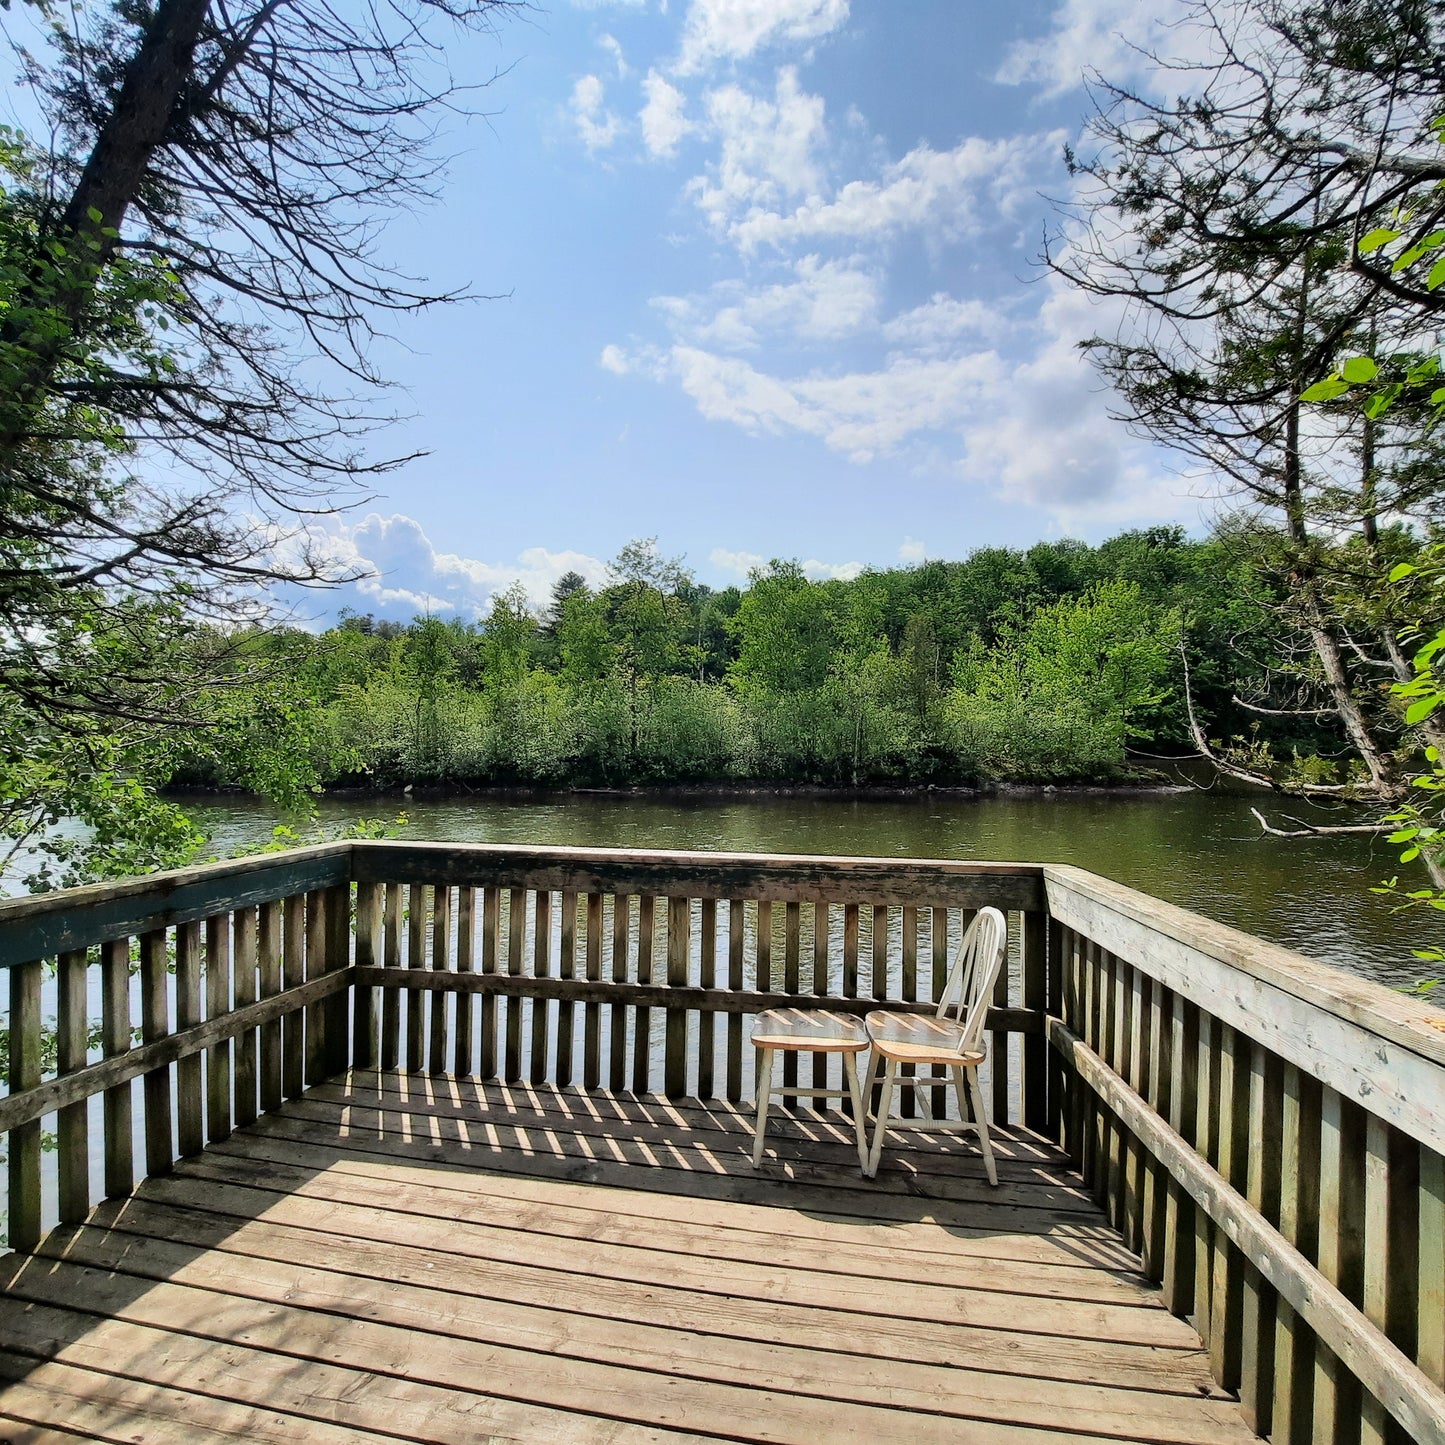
top-left (0, 840), bottom-right (1442, 1445)
top-left (1045, 865), bottom-right (1445, 1445)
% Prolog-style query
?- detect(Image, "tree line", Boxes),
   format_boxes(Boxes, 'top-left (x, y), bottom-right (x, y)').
top-left (162, 522), bottom-right (1433, 795)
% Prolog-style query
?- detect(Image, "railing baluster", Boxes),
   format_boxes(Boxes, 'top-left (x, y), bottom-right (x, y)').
top-left (1421, 1144), bottom-right (1445, 1395)
top-left (633, 895), bottom-right (655, 1094)
top-left (699, 897), bottom-right (717, 1100)
top-left (584, 892), bottom-right (602, 1090)
top-left (556, 889), bottom-right (577, 1088)
top-left (842, 902), bottom-right (859, 1001)
top-left (56, 947), bottom-right (90, 1224)
top-left (176, 922), bottom-right (205, 1151)
top-left (351, 883), bottom-right (381, 1075)
top-left (140, 928), bottom-right (174, 1173)
top-left (1022, 910), bottom-right (1048, 1134)
top-left (811, 901), bottom-right (828, 1112)
top-left (1273, 1062), bottom-right (1322, 1445)
top-left (480, 885), bottom-right (500, 1079)
top-left (782, 901), bottom-right (801, 1103)
top-left (665, 895), bottom-right (690, 1099)
top-left (1192, 1009), bottom-right (1215, 1350)
top-left (1162, 992), bottom-right (1198, 1318)
top-left (1139, 976), bottom-right (1169, 1279)
top-left (529, 888), bottom-right (551, 1084)
top-left (506, 886), bottom-right (525, 1082)
top-left (990, 914), bottom-right (1009, 1125)
top-left (899, 905), bottom-right (917, 1118)
top-left (931, 906), bottom-right (949, 1119)
top-left (610, 894), bottom-right (629, 1094)
top-left (1239, 1040), bottom-right (1282, 1436)
top-left (454, 886), bottom-right (476, 1077)
top-left (282, 895), bottom-right (306, 1098)
top-left (1123, 964), bottom-right (1146, 1253)
top-left (258, 901), bottom-right (284, 1110)
top-left (727, 898), bottom-right (744, 1102)
top-left (8, 957), bottom-right (43, 1249)
top-left (381, 882), bottom-right (403, 1071)
top-left (1314, 1085), bottom-right (1367, 1438)
top-left (103, 937), bottom-right (135, 1193)
top-left (406, 884), bottom-right (429, 1075)
top-left (431, 884), bottom-right (453, 1076)
top-left (325, 881), bottom-right (351, 1076)
top-left (233, 907), bottom-right (258, 1128)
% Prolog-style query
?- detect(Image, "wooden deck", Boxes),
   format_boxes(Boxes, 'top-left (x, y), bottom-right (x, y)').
top-left (0, 1071), bottom-right (1252, 1444)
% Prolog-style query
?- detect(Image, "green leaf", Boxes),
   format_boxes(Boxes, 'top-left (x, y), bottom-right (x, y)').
top-left (1341, 355), bottom-right (1378, 383)
top-left (1430, 254), bottom-right (1445, 290)
top-left (1389, 562), bottom-right (1417, 581)
top-left (1359, 227), bottom-right (1402, 254)
top-left (1301, 376), bottom-right (1349, 402)
top-left (1406, 696), bottom-right (1441, 724)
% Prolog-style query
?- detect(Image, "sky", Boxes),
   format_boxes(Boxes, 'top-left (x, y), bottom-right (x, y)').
top-left (26, 0), bottom-right (1219, 622)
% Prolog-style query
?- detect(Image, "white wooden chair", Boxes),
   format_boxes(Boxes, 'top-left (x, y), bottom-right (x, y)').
top-left (750, 1008), bottom-right (870, 1171)
top-left (862, 905), bottom-right (1008, 1183)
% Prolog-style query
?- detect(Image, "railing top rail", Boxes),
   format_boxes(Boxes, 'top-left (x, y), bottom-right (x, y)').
top-left (1044, 862), bottom-right (1445, 1068)
top-left (0, 842), bottom-right (352, 965)
top-left (348, 839), bottom-right (1047, 909)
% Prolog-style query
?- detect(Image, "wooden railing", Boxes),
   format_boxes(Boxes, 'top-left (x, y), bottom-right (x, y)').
top-left (0, 840), bottom-right (1442, 1445)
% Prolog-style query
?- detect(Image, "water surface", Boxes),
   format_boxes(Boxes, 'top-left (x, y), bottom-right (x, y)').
top-left (182, 784), bottom-right (1437, 991)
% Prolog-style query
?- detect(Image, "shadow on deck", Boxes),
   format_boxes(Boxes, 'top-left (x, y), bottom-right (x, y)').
top-left (0, 1071), bottom-right (1252, 1444)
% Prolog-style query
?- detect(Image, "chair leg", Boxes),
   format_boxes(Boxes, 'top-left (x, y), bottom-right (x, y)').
top-left (751, 1048), bottom-right (774, 1168)
top-left (862, 1048), bottom-right (881, 1118)
top-left (965, 1066), bottom-right (998, 1187)
top-left (865, 1058), bottom-right (897, 1179)
top-left (842, 1052), bottom-right (868, 1174)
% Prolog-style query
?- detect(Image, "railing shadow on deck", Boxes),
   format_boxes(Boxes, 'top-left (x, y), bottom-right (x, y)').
top-left (0, 838), bottom-right (1440, 1444)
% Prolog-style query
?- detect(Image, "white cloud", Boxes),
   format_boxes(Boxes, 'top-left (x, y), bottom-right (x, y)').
top-left (640, 71), bottom-right (692, 157)
top-left (669, 345), bottom-right (996, 463)
top-left (730, 130), bottom-right (1063, 251)
top-left (882, 294), bottom-right (1009, 353)
top-left (998, 0), bottom-right (1233, 100)
top-left (678, 0), bottom-right (849, 74)
top-left (654, 255), bottom-right (878, 349)
top-left (599, 33), bottom-right (629, 78)
top-left (599, 343), bottom-right (631, 374)
top-left (898, 538), bottom-right (926, 563)
top-left (709, 546), bottom-right (862, 582)
top-left (687, 67), bottom-right (828, 231)
top-left (571, 74), bottom-right (622, 152)
top-left (295, 514), bottom-right (612, 620)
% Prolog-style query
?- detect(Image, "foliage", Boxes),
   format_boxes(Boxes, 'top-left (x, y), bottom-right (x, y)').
top-left (165, 527), bottom-right (1384, 795)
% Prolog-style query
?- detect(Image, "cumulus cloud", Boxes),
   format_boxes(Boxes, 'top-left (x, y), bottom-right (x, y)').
top-left (998, 0), bottom-right (1232, 100)
top-left (882, 294), bottom-right (1009, 353)
top-left (292, 514), bottom-right (612, 621)
top-left (640, 71), bottom-right (692, 157)
top-left (571, 74), bottom-right (622, 152)
top-left (599, 343), bottom-right (632, 374)
top-left (710, 547), bottom-right (863, 581)
top-left (729, 130), bottom-right (1064, 251)
top-left (898, 538), bottom-right (926, 563)
top-left (687, 67), bottom-right (828, 231)
top-left (678, 0), bottom-right (849, 74)
top-left (653, 255), bottom-right (879, 349)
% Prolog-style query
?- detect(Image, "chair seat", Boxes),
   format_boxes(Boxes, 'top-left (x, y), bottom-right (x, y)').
top-left (865, 1011), bottom-right (986, 1067)
top-left (751, 1008), bottom-right (870, 1052)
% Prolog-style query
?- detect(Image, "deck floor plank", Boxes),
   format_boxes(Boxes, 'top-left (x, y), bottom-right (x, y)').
top-left (0, 1071), bottom-right (1255, 1444)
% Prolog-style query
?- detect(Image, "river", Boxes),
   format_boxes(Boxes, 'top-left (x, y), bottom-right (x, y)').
top-left (177, 782), bottom-right (1438, 992)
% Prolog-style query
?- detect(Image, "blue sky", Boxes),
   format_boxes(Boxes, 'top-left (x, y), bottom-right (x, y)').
top-left (32, 0), bottom-right (1212, 620)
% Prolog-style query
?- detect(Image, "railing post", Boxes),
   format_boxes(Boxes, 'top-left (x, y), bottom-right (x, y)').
top-left (1021, 909), bottom-right (1048, 1134)
top-left (353, 880), bottom-right (383, 1071)
top-left (7, 958), bottom-right (43, 1250)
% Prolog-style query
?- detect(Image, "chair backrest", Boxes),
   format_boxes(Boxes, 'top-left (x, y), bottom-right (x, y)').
top-left (935, 906), bottom-right (1008, 1053)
